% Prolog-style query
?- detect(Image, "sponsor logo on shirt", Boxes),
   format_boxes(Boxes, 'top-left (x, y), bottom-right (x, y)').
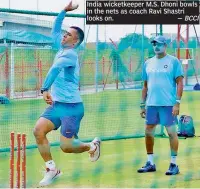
top-left (164, 65), bottom-right (168, 68)
top-left (147, 68), bottom-right (168, 73)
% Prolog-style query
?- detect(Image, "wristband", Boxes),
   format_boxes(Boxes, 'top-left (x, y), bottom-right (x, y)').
top-left (140, 102), bottom-right (146, 109)
top-left (176, 99), bottom-right (181, 104)
top-left (41, 88), bottom-right (48, 94)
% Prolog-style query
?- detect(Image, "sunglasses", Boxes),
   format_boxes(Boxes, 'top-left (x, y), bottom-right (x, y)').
top-left (152, 42), bottom-right (164, 47)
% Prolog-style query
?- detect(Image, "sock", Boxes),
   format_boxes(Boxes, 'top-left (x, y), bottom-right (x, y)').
top-left (89, 142), bottom-right (95, 152)
top-left (171, 155), bottom-right (177, 165)
top-left (147, 154), bottom-right (154, 165)
top-left (45, 160), bottom-right (56, 170)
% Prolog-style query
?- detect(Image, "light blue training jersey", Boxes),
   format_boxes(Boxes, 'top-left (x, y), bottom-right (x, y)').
top-left (41, 10), bottom-right (82, 103)
top-left (142, 54), bottom-right (184, 106)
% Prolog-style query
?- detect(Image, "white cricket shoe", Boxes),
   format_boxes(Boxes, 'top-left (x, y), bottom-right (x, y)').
top-left (88, 137), bottom-right (101, 162)
top-left (39, 168), bottom-right (62, 187)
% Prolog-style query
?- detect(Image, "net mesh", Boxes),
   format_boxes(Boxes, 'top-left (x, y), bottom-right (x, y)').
top-left (0, 7), bottom-right (200, 188)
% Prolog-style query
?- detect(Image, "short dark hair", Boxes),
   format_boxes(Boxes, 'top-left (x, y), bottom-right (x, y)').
top-left (70, 26), bottom-right (84, 47)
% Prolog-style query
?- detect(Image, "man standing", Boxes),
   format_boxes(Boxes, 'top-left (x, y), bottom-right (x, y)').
top-left (138, 35), bottom-right (184, 175)
top-left (33, 1), bottom-right (101, 186)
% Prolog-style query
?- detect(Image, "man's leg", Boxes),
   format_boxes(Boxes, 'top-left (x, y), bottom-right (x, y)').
top-left (145, 124), bottom-right (157, 164)
top-left (138, 106), bottom-right (158, 173)
top-left (33, 116), bottom-right (62, 186)
top-left (160, 106), bottom-right (179, 175)
top-left (60, 135), bottom-right (98, 152)
top-left (33, 117), bottom-right (55, 163)
top-left (166, 125), bottom-right (179, 158)
top-left (137, 124), bottom-right (157, 173)
top-left (60, 115), bottom-right (101, 162)
top-left (165, 125), bottom-right (180, 175)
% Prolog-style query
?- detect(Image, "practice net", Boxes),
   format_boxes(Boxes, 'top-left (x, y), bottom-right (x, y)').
top-left (0, 7), bottom-right (200, 188)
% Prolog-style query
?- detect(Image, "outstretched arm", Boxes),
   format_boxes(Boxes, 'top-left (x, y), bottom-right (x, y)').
top-left (51, 11), bottom-right (66, 49)
top-left (51, 1), bottom-right (79, 49)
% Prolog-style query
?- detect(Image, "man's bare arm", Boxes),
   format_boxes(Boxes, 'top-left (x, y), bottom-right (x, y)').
top-left (172, 76), bottom-right (183, 116)
top-left (142, 81), bottom-right (148, 103)
top-left (140, 81), bottom-right (147, 118)
top-left (176, 76), bottom-right (183, 101)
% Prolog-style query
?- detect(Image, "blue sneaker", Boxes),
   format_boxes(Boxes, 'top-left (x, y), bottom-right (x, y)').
top-left (137, 161), bottom-right (156, 173)
top-left (165, 163), bottom-right (180, 175)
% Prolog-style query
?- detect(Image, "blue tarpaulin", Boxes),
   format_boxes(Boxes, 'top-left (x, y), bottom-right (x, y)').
top-left (0, 30), bottom-right (52, 44)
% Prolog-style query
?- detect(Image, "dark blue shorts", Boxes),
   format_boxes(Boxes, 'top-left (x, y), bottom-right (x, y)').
top-left (40, 102), bottom-right (84, 138)
top-left (146, 106), bottom-right (178, 126)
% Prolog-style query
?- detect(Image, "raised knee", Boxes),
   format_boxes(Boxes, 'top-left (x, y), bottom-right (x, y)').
top-left (33, 126), bottom-right (45, 141)
top-left (33, 127), bottom-right (40, 137)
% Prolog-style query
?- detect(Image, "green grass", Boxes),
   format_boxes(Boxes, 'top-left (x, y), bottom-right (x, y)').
top-left (0, 138), bottom-right (200, 188)
top-left (0, 90), bottom-right (200, 187)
